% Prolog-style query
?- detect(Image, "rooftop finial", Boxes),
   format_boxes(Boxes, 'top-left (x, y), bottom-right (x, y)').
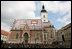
top-left (41, 4), bottom-right (47, 12)
top-left (42, 4), bottom-right (45, 10)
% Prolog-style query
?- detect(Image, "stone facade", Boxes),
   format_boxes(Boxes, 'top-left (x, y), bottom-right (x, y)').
top-left (1, 30), bottom-right (9, 42)
top-left (57, 23), bottom-right (71, 47)
top-left (43, 25), bottom-right (56, 44)
top-left (8, 5), bottom-right (56, 44)
top-left (9, 24), bottom-right (56, 44)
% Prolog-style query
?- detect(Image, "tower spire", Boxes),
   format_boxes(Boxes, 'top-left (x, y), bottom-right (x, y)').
top-left (42, 4), bottom-right (45, 10)
top-left (41, 4), bottom-right (48, 22)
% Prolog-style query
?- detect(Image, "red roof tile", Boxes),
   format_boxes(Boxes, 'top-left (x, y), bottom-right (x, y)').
top-left (1, 30), bottom-right (9, 35)
top-left (12, 19), bottom-right (52, 30)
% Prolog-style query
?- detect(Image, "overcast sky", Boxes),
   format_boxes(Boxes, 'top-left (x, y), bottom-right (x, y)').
top-left (1, 1), bottom-right (71, 32)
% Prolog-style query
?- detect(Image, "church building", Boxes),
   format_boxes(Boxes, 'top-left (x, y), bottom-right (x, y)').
top-left (9, 5), bottom-right (56, 44)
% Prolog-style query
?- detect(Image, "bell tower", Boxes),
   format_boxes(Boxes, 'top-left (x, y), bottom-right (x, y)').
top-left (41, 5), bottom-right (48, 22)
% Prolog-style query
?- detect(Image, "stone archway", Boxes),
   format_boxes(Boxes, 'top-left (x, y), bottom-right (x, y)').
top-left (23, 33), bottom-right (29, 44)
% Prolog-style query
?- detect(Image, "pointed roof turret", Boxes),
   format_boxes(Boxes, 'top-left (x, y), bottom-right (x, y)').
top-left (41, 5), bottom-right (47, 12)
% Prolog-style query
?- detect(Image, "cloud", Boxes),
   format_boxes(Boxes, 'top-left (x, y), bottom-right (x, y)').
top-left (1, 1), bottom-right (71, 32)
top-left (41, 1), bottom-right (71, 25)
top-left (41, 1), bottom-right (71, 14)
top-left (57, 11), bottom-right (71, 25)
top-left (1, 1), bottom-right (36, 19)
top-left (1, 22), bottom-right (11, 32)
top-left (1, 1), bottom-right (41, 32)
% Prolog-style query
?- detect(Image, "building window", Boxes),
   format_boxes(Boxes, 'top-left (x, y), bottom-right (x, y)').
top-left (44, 33), bottom-right (48, 40)
top-left (44, 33), bottom-right (46, 40)
top-left (51, 31), bottom-right (53, 38)
top-left (44, 29), bottom-right (45, 31)
top-left (51, 33), bottom-right (53, 38)
top-left (16, 33), bottom-right (19, 39)
top-left (62, 35), bottom-right (65, 41)
top-left (36, 33), bottom-right (39, 40)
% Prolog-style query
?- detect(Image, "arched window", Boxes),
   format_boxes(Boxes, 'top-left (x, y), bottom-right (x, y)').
top-left (51, 31), bottom-right (53, 38)
top-left (51, 33), bottom-right (53, 38)
top-left (44, 33), bottom-right (46, 40)
top-left (16, 33), bottom-right (19, 39)
top-left (36, 33), bottom-right (39, 40)
top-left (44, 32), bottom-right (48, 40)
top-left (24, 33), bottom-right (29, 40)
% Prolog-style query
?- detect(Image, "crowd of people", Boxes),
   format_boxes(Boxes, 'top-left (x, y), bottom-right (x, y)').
top-left (1, 40), bottom-right (67, 48)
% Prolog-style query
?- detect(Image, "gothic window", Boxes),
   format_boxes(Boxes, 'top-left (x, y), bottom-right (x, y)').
top-left (47, 33), bottom-right (48, 40)
top-left (16, 33), bottom-right (19, 39)
top-left (51, 33), bottom-right (52, 38)
top-left (44, 33), bottom-right (46, 40)
top-left (51, 31), bottom-right (53, 38)
top-left (36, 33), bottom-right (39, 40)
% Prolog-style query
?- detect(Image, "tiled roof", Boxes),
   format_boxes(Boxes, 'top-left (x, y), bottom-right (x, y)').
top-left (12, 19), bottom-right (52, 30)
top-left (1, 30), bottom-right (9, 35)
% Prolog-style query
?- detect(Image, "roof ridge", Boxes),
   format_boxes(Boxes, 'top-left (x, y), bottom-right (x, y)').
top-left (16, 19), bottom-right (41, 20)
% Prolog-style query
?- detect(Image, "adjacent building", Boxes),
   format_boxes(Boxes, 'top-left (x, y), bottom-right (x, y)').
top-left (57, 23), bottom-right (71, 47)
top-left (1, 30), bottom-right (9, 41)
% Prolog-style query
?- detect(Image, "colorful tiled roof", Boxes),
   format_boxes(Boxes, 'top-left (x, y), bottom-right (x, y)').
top-left (12, 19), bottom-right (52, 30)
top-left (1, 30), bottom-right (9, 35)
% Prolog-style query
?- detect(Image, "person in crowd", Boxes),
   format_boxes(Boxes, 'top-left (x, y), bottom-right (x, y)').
top-left (1, 42), bottom-right (65, 48)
